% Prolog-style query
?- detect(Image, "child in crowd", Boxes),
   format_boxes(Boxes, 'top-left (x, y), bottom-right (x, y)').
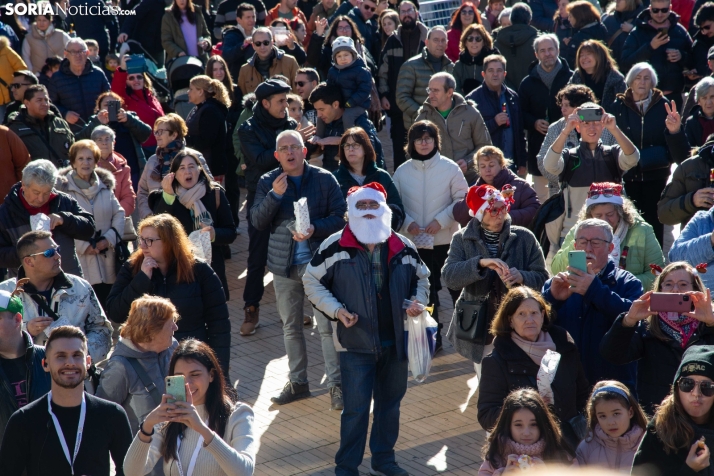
top-left (86, 39), bottom-right (101, 66)
top-left (479, 388), bottom-right (573, 475)
top-left (319, 36), bottom-right (371, 135)
top-left (484, 0), bottom-right (505, 30)
top-left (576, 381), bottom-right (647, 472)
top-left (287, 93), bottom-right (313, 128)
top-left (104, 53), bottom-right (119, 82)
top-left (39, 56), bottom-right (62, 87)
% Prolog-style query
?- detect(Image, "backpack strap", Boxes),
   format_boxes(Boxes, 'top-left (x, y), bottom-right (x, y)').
top-left (29, 294), bottom-right (61, 321)
top-left (125, 357), bottom-right (162, 406)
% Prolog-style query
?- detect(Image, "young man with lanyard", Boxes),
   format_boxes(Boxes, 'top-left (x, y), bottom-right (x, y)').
top-left (0, 325), bottom-right (132, 476)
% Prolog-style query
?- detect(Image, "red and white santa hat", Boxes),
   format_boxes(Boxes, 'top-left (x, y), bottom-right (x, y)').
top-left (585, 182), bottom-right (623, 208)
top-left (466, 184), bottom-right (515, 221)
top-left (347, 182), bottom-right (387, 209)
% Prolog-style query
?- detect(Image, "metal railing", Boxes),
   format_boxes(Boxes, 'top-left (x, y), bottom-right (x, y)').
top-left (419, 0), bottom-right (461, 27)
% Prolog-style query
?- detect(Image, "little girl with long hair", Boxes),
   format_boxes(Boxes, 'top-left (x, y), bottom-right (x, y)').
top-left (575, 381), bottom-right (647, 471)
top-left (479, 388), bottom-right (573, 475)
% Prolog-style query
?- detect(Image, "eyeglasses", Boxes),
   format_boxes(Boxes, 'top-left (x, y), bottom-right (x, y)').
top-left (460, 9), bottom-right (475, 14)
top-left (362, 4), bottom-right (376, 11)
top-left (651, 7), bottom-right (669, 13)
top-left (9, 83), bottom-right (32, 90)
top-left (575, 237), bottom-right (611, 248)
top-left (154, 129), bottom-right (171, 136)
top-left (277, 144), bottom-right (303, 153)
top-left (253, 40), bottom-right (271, 47)
top-left (355, 201), bottom-right (380, 210)
top-left (336, 25), bottom-right (352, 32)
top-left (679, 377), bottom-right (714, 397)
top-left (127, 75), bottom-right (143, 81)
top-left (65, 49), bottom-right (87, 56)
top-left (138, 236), bottom-right (161, 248)
top-left (94, 137), bottom-right (112, 144)
top-left (466, 36), bottom-right (484, 43)
top-left (399, 7), bottom-right (415, 13)
top-left (587, 188), bottom-right (616, 198)
top-left (414, 137), bottom-right (435, 145)
top-left (488, 205), bottom-right (508, 216)
top-left (661, 280), bottom-right (694, 291)
top-left (425, 87), bottom-right (445, 94)
top-left (26, 246), bottom-right (60, 259)
top-left (342, 142), bottom-right (362, 150)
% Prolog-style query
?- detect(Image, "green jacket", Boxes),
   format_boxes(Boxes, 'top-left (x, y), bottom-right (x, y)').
top-left (7, 107), bottom-right (74, 167)
top-left (161, 7), bottom-right (210, 63)
top-left (551, 215), bottom-right (664, 291)
top-left (395, 48), bottom-right (454, 130)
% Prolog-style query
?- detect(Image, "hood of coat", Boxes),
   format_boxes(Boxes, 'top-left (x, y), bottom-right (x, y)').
top-left (422, 91), bottom-right (468, 113)
top-left (112, 336), bottom-right (179, 360)
top-left (634, 9), bottom-right (682, 31)
top-left (616, 87), bottom-right (664, 115)
top-left (56, 165), bottom-right (116, 192)
top-left (494, 24), bottom-right (538, 48)
top-left (590, 424), bottom-right (644, 452)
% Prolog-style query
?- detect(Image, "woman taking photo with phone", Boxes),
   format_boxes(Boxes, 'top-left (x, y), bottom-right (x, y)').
top-left (631, 346), bottom-right (714, 475)
top-left (123, 339), bottom-right (256, 476)
top-left (601, 261), bottom-right (714, 414)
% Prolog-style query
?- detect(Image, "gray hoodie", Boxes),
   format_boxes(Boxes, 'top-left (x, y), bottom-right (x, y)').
top-left (96, 337), bottom-right (178, 433)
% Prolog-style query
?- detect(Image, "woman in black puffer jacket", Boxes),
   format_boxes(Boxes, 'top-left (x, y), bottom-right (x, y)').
top-left (561, 1), bottom-right (608, 68)
top-left (106, 213), bottom-right (231, 376)
top-left (610, 61), bottom-right (690, 246)
top-left (453, 23), bottom-right (499, 96)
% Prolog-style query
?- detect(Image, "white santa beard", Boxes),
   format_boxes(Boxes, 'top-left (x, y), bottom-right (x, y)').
top-left (349, 206), bottom-right (393, 244)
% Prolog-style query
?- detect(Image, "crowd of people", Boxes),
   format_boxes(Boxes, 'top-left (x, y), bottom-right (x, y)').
top-left (5, 0), bottom-right (714, 474)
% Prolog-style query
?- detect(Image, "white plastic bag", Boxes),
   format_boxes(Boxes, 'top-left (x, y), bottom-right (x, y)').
top-left (405, 310), bottom-right (438, 383)
top-left (293, 197), bottom-right (311, 235)
top-left (30, 213), bottom-right (51, 231)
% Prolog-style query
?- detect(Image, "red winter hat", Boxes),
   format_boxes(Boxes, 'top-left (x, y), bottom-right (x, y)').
top-left (466, 184), bottom-right (514, 221)
top-left (347, 182), bottom-right (387, 208)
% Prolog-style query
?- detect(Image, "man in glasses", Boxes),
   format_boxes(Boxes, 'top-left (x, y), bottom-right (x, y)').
top-left (347, 0), bottom-right (380, 59)
top-left (46, 38), bottom-right (110, 133)
top-left (295, 67), bottom-right (320, 126)
top-left (1, 71), bottom-right (60, 127)
top-left (251, 130), bottom-right (346, 409)
top-left (621, 0), bottom-right (692, 103)
top-left (237, 27), bottom-right (300, 96)
top-left (0, 231), bottom-right (112, 363)
top-left (543, 218), bottom-right (643, 393)
top-left (379, 0), bottom-right (426, 169)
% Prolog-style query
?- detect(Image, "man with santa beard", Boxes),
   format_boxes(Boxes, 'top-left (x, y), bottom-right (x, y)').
top-left (303, 182), bottom-right (430, 476)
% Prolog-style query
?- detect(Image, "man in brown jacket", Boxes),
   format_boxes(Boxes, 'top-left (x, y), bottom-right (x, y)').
top-left (0, 126), bottom-right (30, 204)
top-left (238, 27), bottom-right (299, 96)
top-left (415, 72), bottom-right (491, 184)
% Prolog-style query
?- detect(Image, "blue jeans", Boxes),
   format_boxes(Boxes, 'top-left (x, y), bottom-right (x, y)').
top-left (335, 346), bottom-right (408, 476)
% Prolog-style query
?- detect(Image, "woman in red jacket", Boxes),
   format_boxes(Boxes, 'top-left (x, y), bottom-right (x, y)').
top-left (112, 55), bottom-right (165, 158)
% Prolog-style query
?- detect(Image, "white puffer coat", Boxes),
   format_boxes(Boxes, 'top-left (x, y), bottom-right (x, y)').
top-left (56, 166), bottom-right (125, 285)
top-left (393, 152), bottom-right (468, 246)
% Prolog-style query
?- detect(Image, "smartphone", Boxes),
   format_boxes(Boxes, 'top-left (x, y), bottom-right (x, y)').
top-left (578, 107), bottom-right (603, 122)
top-left (650, 293), bottom-right (694, 313)
top-left (107, 100), bottom-right (120, 122)
top-left (165, 375), bottom-right (186, 403)
top-left (568, 250), bottom-right (587, 273)
top-left (658, 27), bottom-right (669, 36)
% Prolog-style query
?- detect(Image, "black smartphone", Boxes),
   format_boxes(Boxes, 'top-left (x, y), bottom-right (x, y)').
top-left (578, 107), bottom-right (603, 122)
top-left (658, 27), bottom-right (669, 36)
top-left (107, 100), bottom-right (120, 122)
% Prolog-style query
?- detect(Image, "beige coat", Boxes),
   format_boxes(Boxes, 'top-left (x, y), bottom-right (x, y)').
top-left (56, 167), bottom-right (125, 285)
top-left (393, 151), bottom-right (468, 246)
top-left (237, 47), bottom-right (298, 95)
top-left (22, 24), bottom-right (71, 74)
top-left (415, 93), bottom-right (492, 184)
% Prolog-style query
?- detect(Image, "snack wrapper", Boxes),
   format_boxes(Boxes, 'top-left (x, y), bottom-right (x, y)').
top-left (537, 349), bottom-right (561, 405)
top-left (44, 316), bottom-right (71, 337)
top-left (294, 197), bottom-right (311, 235)
top-left (412, 230), bottom-right (435, 249)
top-left (517, 455), bottom-right (532, 470)
top-left (30, 213), bottom-right (51, 232)
top-left (188, 229), bottom-right (212, 264)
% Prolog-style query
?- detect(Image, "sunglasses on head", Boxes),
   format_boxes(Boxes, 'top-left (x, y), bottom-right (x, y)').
top-left (587, 188), bottom-right (616, 198)
top-left (27, 246), bottom-right (60, 259)
top-left (679, 377), bottom-right (714, 397)
top-left (467, 36), bottom-right (484, 42)
top-left (651, 7), bottom-right (669, 13)
top-left (254, 40), bottom-right (271, 46)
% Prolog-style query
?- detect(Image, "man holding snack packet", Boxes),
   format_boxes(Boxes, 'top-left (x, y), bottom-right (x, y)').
top-left (251, 129), bottom-right (346, 409)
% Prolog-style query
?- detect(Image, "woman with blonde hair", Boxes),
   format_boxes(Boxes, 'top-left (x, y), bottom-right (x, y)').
top-left (56, 139), bottom-right (126, 310)
top-left (106, 213), bottom-right (231, 375)
top-left (186, 75), bottom-right (231, 180)
top-left (97, 295), bottom-right (179, 435)
top-left (568, 40), bottom-right (626, 111)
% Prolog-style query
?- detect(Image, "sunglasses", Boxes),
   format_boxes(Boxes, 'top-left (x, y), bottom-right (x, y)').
top-left (9, 83), bottom-right (32, 90)
top-left (651, 7), bottom-right (669, 13)
top-left (362, 5), bottom-right (376, 11)
top-left (295, 81), bottom-right (310, 87)
top-left (127, 75), bottom-right (143, 81)
top-left (467, 36), bottom-right (484, 43)
top-left (703, 24), bottom-right (713, 31)
top-left (254, 40), bottom-right (271, 46)
top-left (587, 188), bottom-right (616, 198)
top-left (27, 246), bottom-right (60, 259)
top-left (461, 9), bottom-right (475, 14)
top-left (679, 377), bottom-right (714, 397)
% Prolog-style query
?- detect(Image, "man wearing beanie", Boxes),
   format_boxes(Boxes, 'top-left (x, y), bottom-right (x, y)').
top-left (0, 279), bottom-right (50, 439)
top-left (303, 182), bottom-right (430, 476)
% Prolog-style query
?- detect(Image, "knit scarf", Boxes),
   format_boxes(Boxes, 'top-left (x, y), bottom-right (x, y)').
top-left (252, 100), bottom-right (290, 130)
top-left (71, 171), bottom-right (101, 201)
top-left (658, 312), bottom-right (699, 348)
top-left (151, 139), bottom-right (185, 183)
top-left (609, 219), bottom-right (629, 264)
top-left (176, 179), bottom-right (208, 231)
top-left (511, 331), bottom-right (556, 366)
top-left (536, 59), bottom-right (562, 91)
top-left (503, 438), bottom-right (546, 459)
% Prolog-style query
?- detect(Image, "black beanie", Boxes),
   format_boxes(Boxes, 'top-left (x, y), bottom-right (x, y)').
top-left (674, 346), bottom-right (714, 385)
top-left (255, 79), bottom-right (291, 102)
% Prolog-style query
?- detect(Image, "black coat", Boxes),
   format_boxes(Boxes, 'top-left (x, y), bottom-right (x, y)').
top-left (690, 30), bottom-right (714, 78)
top-left (120, 0), bottom-right (167, 66)
top-left (186, 98), bottom-right (229, 176)
top-left (684, 105), bottom-right (714, 148)
top-left (518, 58), bottom-right (573, 176)
top-left (621, 10), bottom-right (693, 95)
top-left (0, 183), bottom-right (95, 278)
top-left (610, 89), bottom-right (689, 182)
top-left (601, 313), bottom-right (714, 415)
top-left (106, 260), bottom-right (231, 375)
top-left (632, 421), bottom-right (714, 476)
top-left (561, 22), bottom-right (609, 68)
top-left (47, 58), bottom-right (111, 126)
top-left (67, 0), bottom-right (119, 57)
top-left (222, 26), bottom-right (256, 80)
top-left (601, 5), bottom-right (646, 66)
top-left (478, 325), bottom-right (590, 432)
top-left (148, 182), bottom-right (237, 299)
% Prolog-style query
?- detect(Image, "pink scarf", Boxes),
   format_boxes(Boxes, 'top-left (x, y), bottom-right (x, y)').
top-left (511, 331), bottom-right (556, 365)
top-left (503, 438), bottom-right (547, 463)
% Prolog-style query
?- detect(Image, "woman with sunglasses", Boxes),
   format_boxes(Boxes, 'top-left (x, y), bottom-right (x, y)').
top-left (106, 213), bottom-right (231, 376)
top-left (446, 2), bottom-right (481, 62)
top-left (631, 346), bottom-right (714, 474)
top-left (453, 23), bottom-right (498, 96)
top-left (111, 54), bottom-right (165, 159)
top-left (393, 120), bottom-right (468, 352)
top-left (444, 185), bottom-right (549, 379)
top-left (552, 182), bottom-right (664, 291)
top-left (601, 261), bottom-right (714, 415)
